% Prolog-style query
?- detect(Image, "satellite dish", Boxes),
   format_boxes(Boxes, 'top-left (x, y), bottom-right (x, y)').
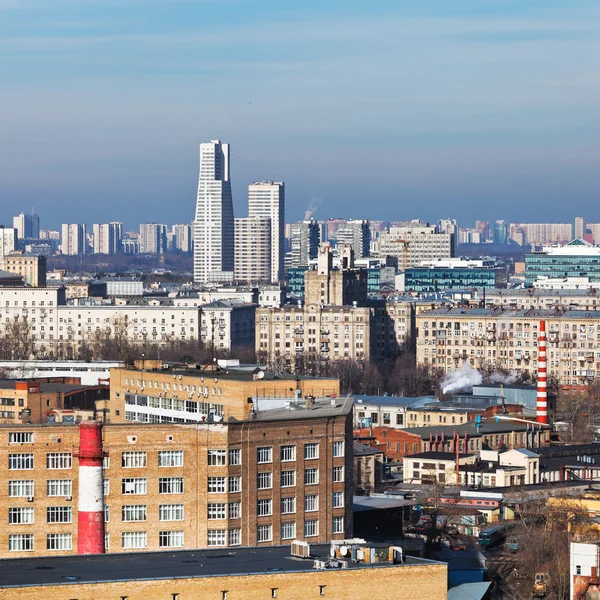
top-left (340, 546), bottom-right (349, 556)
top-left (257, 371), bottom-right (265, 379)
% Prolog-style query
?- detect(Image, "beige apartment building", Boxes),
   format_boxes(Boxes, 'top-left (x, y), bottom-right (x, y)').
top-left (2, 252), bottom-right (46, 286)
top-left (0, 395), bottom-right (352, 558)
top-left (416, 307), bottom-right (600, 386)
top-left (233, 216), bottom-right (271, 283)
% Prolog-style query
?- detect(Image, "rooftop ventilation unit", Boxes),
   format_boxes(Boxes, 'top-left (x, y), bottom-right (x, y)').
top-left (291, 540), bottom-right (310, 558)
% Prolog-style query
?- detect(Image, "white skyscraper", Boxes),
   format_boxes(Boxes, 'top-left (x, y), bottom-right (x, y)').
top-left (61, 223), bottom-right (87, 256)
top-left (248, 181), bottom-right (285, 283)
top-left (0, 226), bottom-right (17, 260)
top-left (194, 140), bottom-right (234, 283)
top-left (92, 222), bottom-right (123, 255)
top-left (139, 223), bottom-right (167, 254)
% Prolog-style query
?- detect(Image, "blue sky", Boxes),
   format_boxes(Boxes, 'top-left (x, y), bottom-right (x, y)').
top-left (1, 0), bottom-right (599, 231)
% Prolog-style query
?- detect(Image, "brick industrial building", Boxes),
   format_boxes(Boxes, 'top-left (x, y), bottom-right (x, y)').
top-left (0, 393), bottom-right (352, 558)
top-left (0, 543), bottom-right (448, 600)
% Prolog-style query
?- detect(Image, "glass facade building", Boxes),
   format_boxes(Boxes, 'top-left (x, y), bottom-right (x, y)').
top-left (287, 267), bottom-right (307, 300)
top-left (525, 242), bottom-right (600, 286)
top-left (404, 266), bottom-right (505, 292)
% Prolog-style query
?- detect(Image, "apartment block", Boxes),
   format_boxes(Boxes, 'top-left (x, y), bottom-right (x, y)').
top-left (199, 300), bottom-right (256, 352)
top-left (61, 224), bottom-right (86, 256)
top-left (234, 216), bottom-right (271, 283)
top-left (2, 252), bottom-right (47, 286)
top-left (0, 395), bottom-right (352, 558)
top-left (379, 223), bottom-right (454, 269)
top-left (416, 307), bottom-right (600, 386)
top-left (0, 226), bottom-right (17, 259)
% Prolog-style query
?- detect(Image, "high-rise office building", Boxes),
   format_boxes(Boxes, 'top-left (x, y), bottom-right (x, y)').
top-left (290, 220), bottom-right (320, 268)
top-left (194, 140), bottom-right (235, 283)
top-left (575, 216), bottom-right (586, 240)
top-left (0, 226), bottom-right (17, 259)
top-left (335, 219), bottom-right (371, 259)
top-left (248, 181), bottom-right (285, 283)
top-left (92, 222), bottom-right (122, 255)
top-left (139, 223), bottom-right (167, 254)
top-left (172, 224), bottom-right (193, 253)
top-left (61, 224), bottom-right (87, 256)
top-left (13, 211), bottom-right (40, 239)
top-left (234, 217), bottom-right (271, 283)
top-left (493, 220), bottom-right (507, 245)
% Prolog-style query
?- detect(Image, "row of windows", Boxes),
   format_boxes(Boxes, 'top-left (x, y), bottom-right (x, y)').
top-left (8, 507), bottom-right (72, 524)
top-left (8, 453), bottom-right (72, 470)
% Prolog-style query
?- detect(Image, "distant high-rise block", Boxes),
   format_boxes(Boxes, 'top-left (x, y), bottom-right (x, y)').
top-left (0, 226), bottom-right (17, 259)
top-left (172, 224), bottom-right (192, 253)
top-left (194, 140), bottom-right (235, 283)
top-left (92, 222), bottom-right (122, 255)
top-left (61, 224), bottom-right (87, 256)
top-left (291, 220), bottom-right (320, 268)
top-left (234, 217), bottom-right (271, 283)
top-left (13, 211), bottom-right (40, 239)
top-left (248, 181), bottom-right (284, 283)
top-left (335, 219), bottom-right (371, 259)
top-left (493, 220), bottom-right (507, 245)
top-left (139, 223), bottom-right (167, 254)
top-left (575, 216), bottom-right (586, 240)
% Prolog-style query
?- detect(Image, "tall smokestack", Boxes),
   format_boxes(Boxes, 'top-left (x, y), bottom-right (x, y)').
top-left (536, 320), bottom-right (548, 424)
top-left (76, 422), bottom-right (105, 554)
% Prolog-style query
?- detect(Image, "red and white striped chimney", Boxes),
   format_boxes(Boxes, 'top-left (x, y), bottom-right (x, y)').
top-left (76, 422), bottom-right (105, 555)
top-left (536, 320), bottom-right (548, 424)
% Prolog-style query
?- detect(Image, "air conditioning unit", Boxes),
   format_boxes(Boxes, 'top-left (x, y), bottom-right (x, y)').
top-left (204, 393), bottom-right (209, 398)
top-left (291, 540), bottom-right (310, 558)
top-left (126, 388), bottom-right (130, 392)
top-left (26, 496), bottom-right (34, 502)
top-left (178, 375), bottom-right (182, 380)
top-left (313, 560), bottom-right (327, 570)
top-left (65, 496), bottom-right (73, 501)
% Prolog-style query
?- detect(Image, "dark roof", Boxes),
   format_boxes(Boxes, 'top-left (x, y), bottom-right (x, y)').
top-left (405, 419), bottom-right (548, 439)
top-left (0, 381), bottom-right (99, 393)
top-left (353, 441), bottom-right (383, 456)
top-left (0, 544), bottom-right (441, 589)
top-left (406, 452), bottom-right (471, 461)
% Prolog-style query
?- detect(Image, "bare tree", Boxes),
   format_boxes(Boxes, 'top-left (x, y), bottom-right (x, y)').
top-left (0, 316), bottom-right (35, 360)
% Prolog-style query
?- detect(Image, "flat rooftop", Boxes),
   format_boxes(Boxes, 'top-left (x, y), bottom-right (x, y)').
top-left (0, 544), bottom-right (440, 589)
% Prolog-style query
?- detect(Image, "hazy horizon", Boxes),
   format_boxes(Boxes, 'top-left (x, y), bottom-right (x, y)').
top-left (1, 0), bottom-right (599, 231)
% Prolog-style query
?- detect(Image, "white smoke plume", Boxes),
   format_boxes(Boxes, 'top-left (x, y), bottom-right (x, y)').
top-left (487, 372), bottom-right (517, 385)
top-left (304, 196), bottom-right (322, 220)
top-left (441, 363), bottom-right (483, 394)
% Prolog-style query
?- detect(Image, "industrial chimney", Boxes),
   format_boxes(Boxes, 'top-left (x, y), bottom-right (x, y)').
top-left (76, 422), bottom-right (106, 554)
top-left (536, 320), bottom-right (548, 424)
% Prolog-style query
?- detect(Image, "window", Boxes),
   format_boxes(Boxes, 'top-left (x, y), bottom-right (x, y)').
top-left (257, 447), bottom-right (273, 464)
top-left (228, 476), bottom-right (242, 493)
top-left (305, 495), bottom-right (319, 512)
top-left (332, 441), bottom-right (344, 458)
top-left (122, 531), bottom-right (147, 549)
top-left (158, 450), bottom-right (183, 467)
top-left (281, 470), bottom-right (296, 487)
top-left (122, 505), bottom-right (147, 522)
top-left (45, 452), bottom-right (72, 470)
top-left (305, 468), bottom-right (319, 485)
top-left (305, 520), bottom-right (319, 537)
top-left (281, 496), bottom-right (296, 514)
top-left (229, 449), bottom-right (241, 466)
top-left (9, 454), bottom-right (34, 470)
top-left (9, 534), bottom-right (34, 551)
top-left (228, 501), bottom-right (241, 519)
top-left (122, 452), bottom-right (147, 468)
top-left (159, 531), bottom-right (184, 548)
top-left (320, 585), bottom-right (326, 596)
top-left (257, 524), bottom-right (272, 542)
top-left (9, 432), bottom-right (33, 444)
top-left (281, 522), bottom-right (296, 540)
top-left (104, 479), bottom-right (110, 496)
top-left (208, 503), bottom-right (227, 520)
top-left (122, 478), bottom-right (147, 495)
top-left (304, 443), bottom-right (319, 460)
top-left (332, 491), bottom-right (344, 508)
top-left (104, 505), bottom-right (110, 523)
top-left (257, 499), bottom-right (272, 517)
top-left (9, 480), bottom-right (34, 497)
top-left (159, 504), bottom-right (184, 521)
top-left (229, 528), bottom-right (241, 546)
top-left (208, 450), bottom-right (227, 466)
top-left (333, 466), bottom-right (344, 483)
top-left (9, 507), bottom-right (34, 524)
top-left (47, 507), bottom-right (72, 523)
top-left (257, 472), bottom-right (272, 490)
top-left (208, 477), bottom-right (226, 493)
top-left (280, 445), bottom-right (296, 462)
top-left (333, 516), bottom-right (344, 534)
top-left (207, 529), bottom-right (227, 546)
top-left (159, 477), bottom-right (184, 494)
top-left (46, 533), bottom-right (72, 551)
